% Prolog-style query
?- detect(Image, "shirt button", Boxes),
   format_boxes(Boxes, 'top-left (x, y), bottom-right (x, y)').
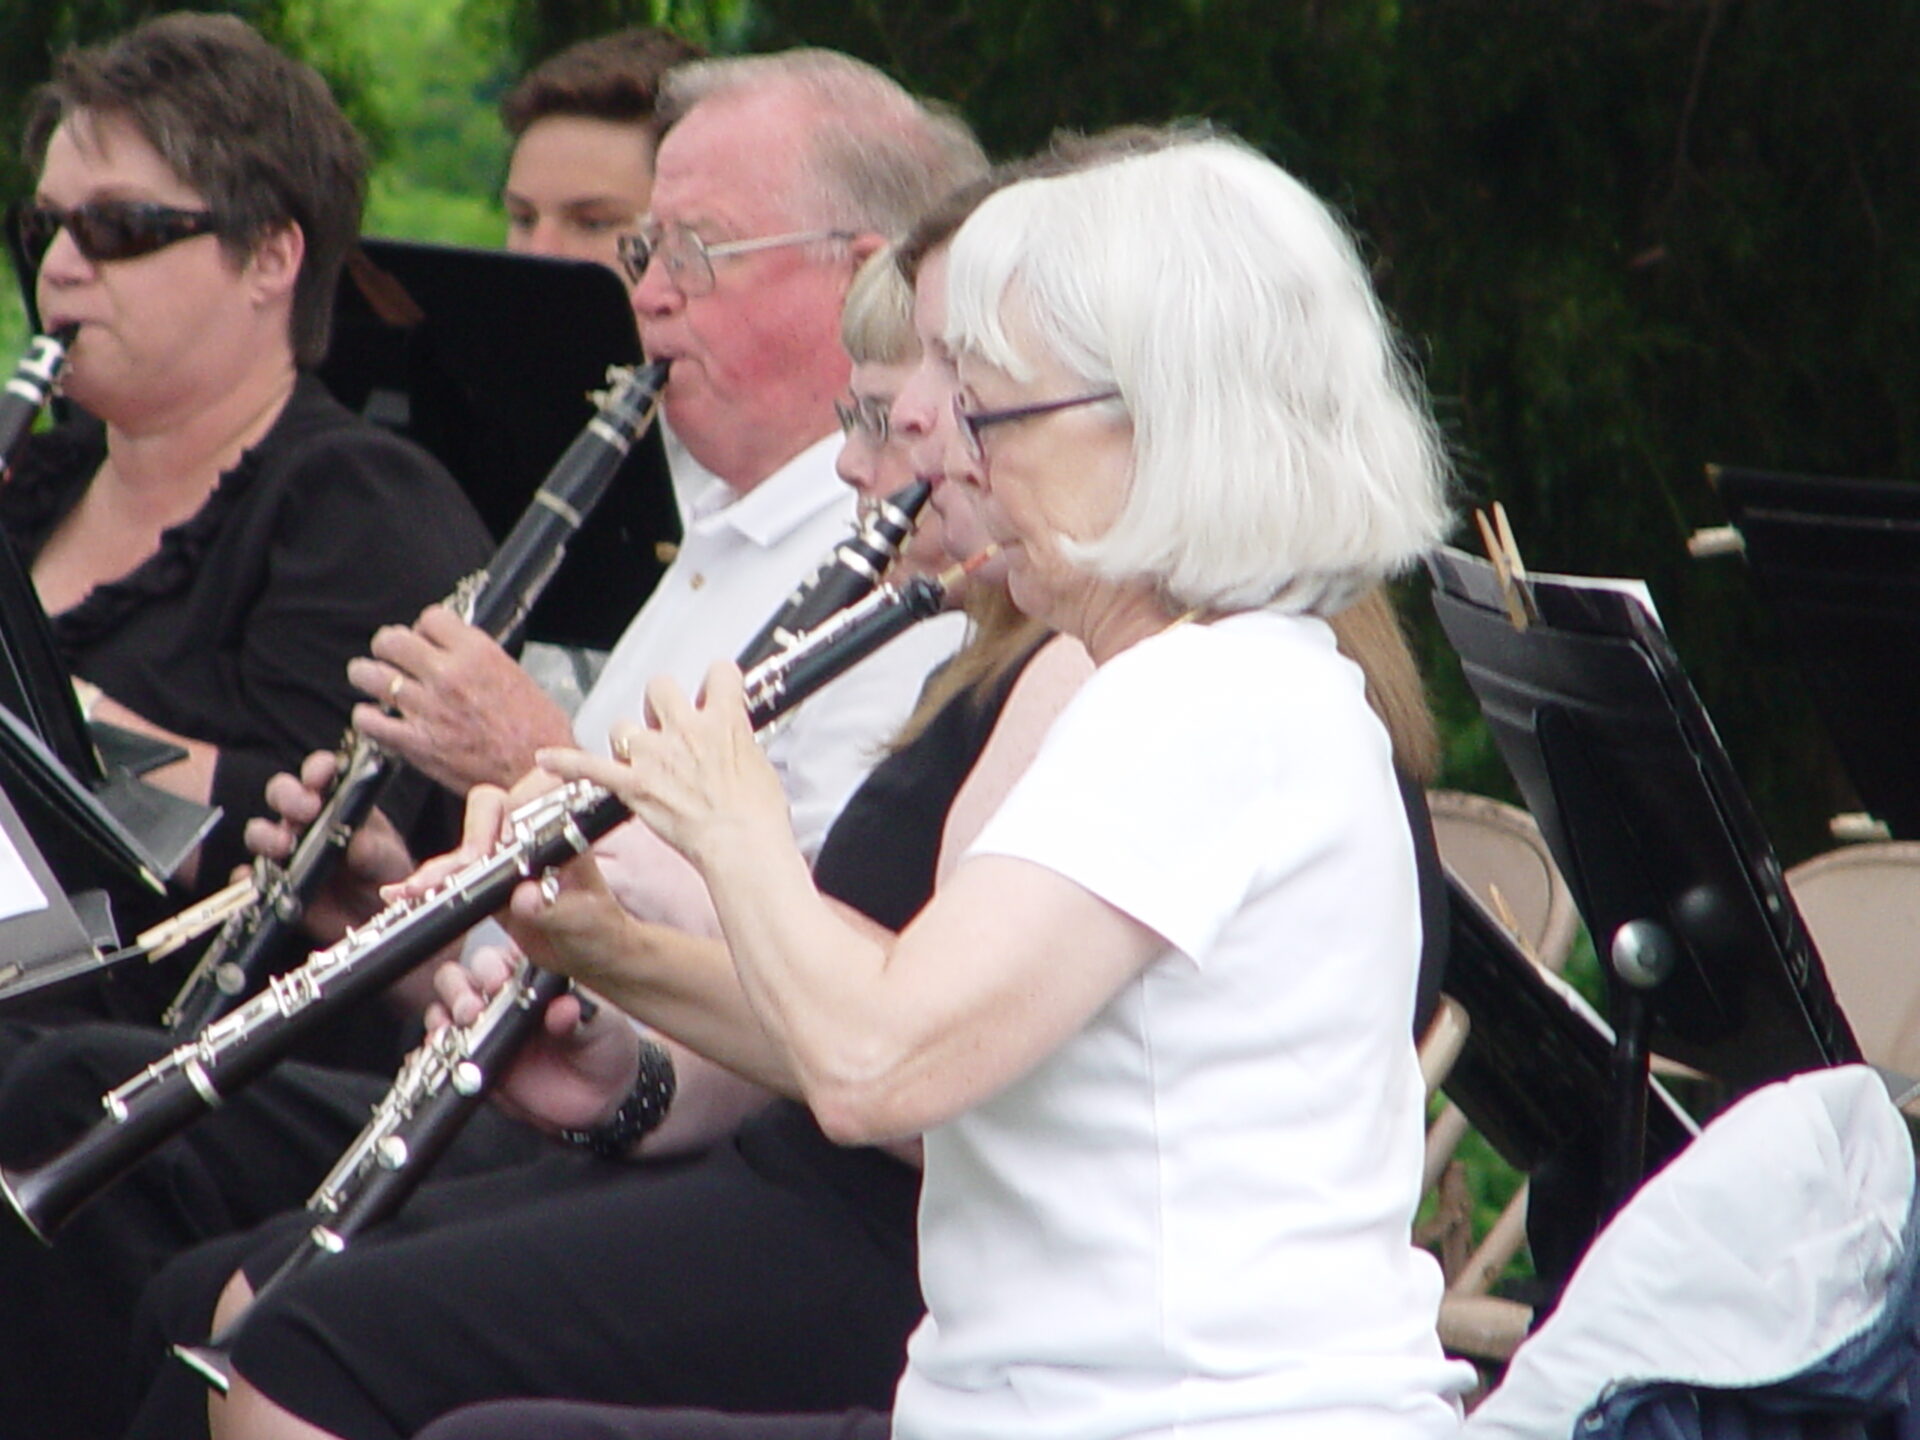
top-left (689, 573), bottom-right (706, 590)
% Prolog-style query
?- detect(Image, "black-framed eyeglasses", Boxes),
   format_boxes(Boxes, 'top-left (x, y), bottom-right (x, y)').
top-left (953, 388), bottom-right (1123, 461)
top-left (12, 201), bottom-right (220, 268)
top-left (616, 221), bottom-right (856, 293)
top-left (834, 394), bottom-right (892, 445)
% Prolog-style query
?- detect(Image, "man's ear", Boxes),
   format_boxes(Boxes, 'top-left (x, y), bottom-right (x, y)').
top-left (247, 221), bottom-right (305, 307)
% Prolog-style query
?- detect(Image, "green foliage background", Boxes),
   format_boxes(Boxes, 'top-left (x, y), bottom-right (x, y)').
top-left (3, 0), bottom-right (1917, 866)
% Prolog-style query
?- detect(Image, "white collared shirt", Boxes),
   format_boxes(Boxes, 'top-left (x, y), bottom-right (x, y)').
top-left (573, 433), bottom-right (963, 858)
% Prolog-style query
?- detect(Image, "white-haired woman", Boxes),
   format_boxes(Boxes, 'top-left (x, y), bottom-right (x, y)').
top-left (528, 134), bottom-right (1471, 1439)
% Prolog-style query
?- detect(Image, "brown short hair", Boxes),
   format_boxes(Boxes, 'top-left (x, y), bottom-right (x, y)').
top-left (23, 12), bottom-right (367, 368)
top-left (897, 124), bottom-right (1207, 283)
top-left (500, 28), bottom-right (704, 140)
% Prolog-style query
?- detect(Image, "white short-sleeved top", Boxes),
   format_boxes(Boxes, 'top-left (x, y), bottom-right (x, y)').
top-left (896, 609), bottom-right (1472, 1440)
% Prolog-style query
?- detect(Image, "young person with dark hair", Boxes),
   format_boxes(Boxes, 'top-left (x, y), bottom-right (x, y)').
top-left (499, 27), bottom-right (705, 272)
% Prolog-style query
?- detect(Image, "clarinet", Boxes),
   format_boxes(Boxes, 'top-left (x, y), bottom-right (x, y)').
top-left (174, 962), bottom-right (570, 1393)
top-left (171, 553), bottom-right (972, 1391)
top-left (0, 326), bottom-right (76, 474)
top-left (735, 478), bottom-right (931, 668)
top-left (1, 557), bottom-right (969, 1243)
top-left (3, 781), bottom-right (626, 1244)
top-left (159, 360), bottom-right (671, 1036)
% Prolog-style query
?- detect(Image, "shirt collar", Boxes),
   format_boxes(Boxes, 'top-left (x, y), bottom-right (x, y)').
top-left (683, 432), bottom-right (850, 548)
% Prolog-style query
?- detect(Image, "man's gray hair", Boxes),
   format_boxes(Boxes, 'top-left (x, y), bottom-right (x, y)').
top-left (658, 49), bottom-right (986, 241)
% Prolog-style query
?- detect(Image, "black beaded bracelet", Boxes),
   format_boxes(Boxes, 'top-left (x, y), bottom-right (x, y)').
top-left (558, 1038), bottom-right (677, 1159)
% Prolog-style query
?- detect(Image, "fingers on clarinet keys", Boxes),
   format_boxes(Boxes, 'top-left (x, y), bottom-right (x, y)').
top-left (538, 871), bottom-right (562, 909)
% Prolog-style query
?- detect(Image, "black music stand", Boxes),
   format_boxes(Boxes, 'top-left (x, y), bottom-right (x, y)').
top-left (0, 781), bottom-right (104, 998)
top-left (317, 238), bottom-right (679, 652)
top-left (1439, 874), bottom-right (1696, 1288)
top-left (1706, 464), bottom-right (1920, 840)
top-left (0, 526), bottom-right (214, 902)
top-left (1428, 546), bottom-right (1859, 1213)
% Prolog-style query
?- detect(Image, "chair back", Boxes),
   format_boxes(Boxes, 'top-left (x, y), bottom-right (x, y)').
top-left (1784, 841), bottom-right (1920, 1078)
top-left (1429, 790), bottom-right (1578, 973)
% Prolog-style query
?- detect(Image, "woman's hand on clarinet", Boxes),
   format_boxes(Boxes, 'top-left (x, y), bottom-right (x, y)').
top-left (536, 662), bottom-right (790, 870)
top-left (426, 944), bottom-right (642, 1136)
top-left (499, 829), bottom-right (644, 990)
top-left (243, 749), bottom-right (415, 943)
top-left (384, 767), bottom-right (568, 903)
top-left (347, 603), bottom-right (575, 793)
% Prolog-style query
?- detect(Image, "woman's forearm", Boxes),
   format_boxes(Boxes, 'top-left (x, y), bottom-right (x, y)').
top-left (513, 864), bottom-right (880, 1100)
top-left (692, 823), bottom-right (908, 1119)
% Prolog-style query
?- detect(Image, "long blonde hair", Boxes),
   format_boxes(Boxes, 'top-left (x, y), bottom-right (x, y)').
top-left (1331, 587), bottom-right (1439, 782)
top-left (891, 589), bottom-right (1049, 752)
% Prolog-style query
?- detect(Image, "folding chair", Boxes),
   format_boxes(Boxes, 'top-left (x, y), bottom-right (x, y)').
top-left (1786, 843), bottom-right (1920, 1083)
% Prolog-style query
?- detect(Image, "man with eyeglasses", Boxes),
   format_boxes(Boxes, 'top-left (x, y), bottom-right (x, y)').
top-left (346, 50), bottom-right (980, 863)
top-left (321, 49), bottom-right (981, 1153)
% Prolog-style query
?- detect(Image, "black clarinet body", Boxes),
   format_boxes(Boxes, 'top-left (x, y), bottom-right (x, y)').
top-left (3, 558), bottom-right (961, 1245)
top-left (463, 360), bottom-right (672, 646)
top-left (742, 569), bottom-right (948, 726)
top-left (3, 783), bottom-right (630, 1242)
top-left (290, 966), bottom-right (572, 1254)
top-left (735, 478), bottom-right (932, 669)
top-left (0, 327), bottom-right (76, 475)
top-left (174, 962), bottom-right (571, 1393)
top-left (160, 361), bottom-right (671, 1035)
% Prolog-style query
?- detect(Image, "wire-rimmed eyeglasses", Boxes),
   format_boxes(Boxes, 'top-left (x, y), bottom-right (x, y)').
top-left (617, 221), bottom-right (856, 294)
top-left (952, 388), bottom-right (1122, 461)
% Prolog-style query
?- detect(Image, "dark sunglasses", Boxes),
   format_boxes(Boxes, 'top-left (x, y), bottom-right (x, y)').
top-left (12, 200), bottom-right (220, 267)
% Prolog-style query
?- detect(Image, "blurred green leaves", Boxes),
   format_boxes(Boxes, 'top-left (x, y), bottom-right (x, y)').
top-left (5, 0), bottom-right (1917, 861)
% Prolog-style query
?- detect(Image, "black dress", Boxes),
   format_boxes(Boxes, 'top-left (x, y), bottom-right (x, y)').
top-left (120, 641), bottom-right (1048, 1440)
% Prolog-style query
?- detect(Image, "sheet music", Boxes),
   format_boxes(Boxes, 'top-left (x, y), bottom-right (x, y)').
top-left (0, 814), bottom-right (48, 921)
top-left (1532, 569), bottom-right (1664, 628)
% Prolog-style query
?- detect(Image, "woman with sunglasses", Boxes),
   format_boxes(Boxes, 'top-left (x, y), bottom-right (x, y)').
top-left (441, 132), bottom-right (1475, 1440)
top-left (3, 14), bottom-right (491, 934)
